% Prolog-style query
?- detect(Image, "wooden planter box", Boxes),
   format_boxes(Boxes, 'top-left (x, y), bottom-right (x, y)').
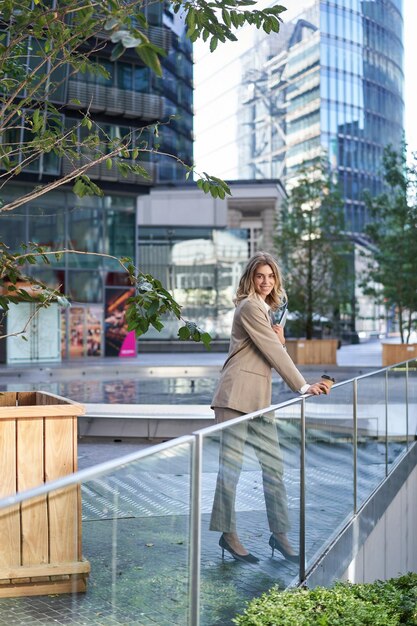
top-left (382, 343), bottom-right (417, 366)
top-left (0, 391), bottom-right (90, 598)
top-left (286, 338), bottom-right (338, 365)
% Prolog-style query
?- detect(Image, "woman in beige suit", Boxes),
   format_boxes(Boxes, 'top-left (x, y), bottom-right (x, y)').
top-left (210, 251), bottom-right (327, 563)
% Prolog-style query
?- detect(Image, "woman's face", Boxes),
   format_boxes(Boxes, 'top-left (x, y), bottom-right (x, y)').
top-left (253, 264), bottom-right (275, 300)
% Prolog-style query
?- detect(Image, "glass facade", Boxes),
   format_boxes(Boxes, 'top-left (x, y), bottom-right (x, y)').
top-left (138, 226), bottom-right (249, 339)
top-left (1, 2), bottom-right (195, 357)
top-left (197, 0), bottom-right (404, 233)
top-left (0, 185), bottom-right (136, 357)
top-left (320, 0), bottom-right (404, 231)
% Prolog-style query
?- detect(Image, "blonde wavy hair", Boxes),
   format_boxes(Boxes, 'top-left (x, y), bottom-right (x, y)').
top-left (235, 251), bottom-right (287, 310)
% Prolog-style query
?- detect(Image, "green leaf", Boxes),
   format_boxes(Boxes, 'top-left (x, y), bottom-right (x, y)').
top-left (210, 36), bottom-right (218, 52)
top-left (230, 11), bottom-right (239, 28)
top-left (222, 8), bottom-right (231, 27)
top-left (178, 326), bottom-right (191, 340)
top-left (110, 42), bottom-right (125, 62)
top-left (150, 318), bottom-right (164, 332)
top-left (201, 332), bottom-right (212, 349)
top-left (135, 44), bottom-right (162, 77)
top-left (0, 296), bottom-right (9, 310)
top-left (187, 7), bottom-right (196, 30)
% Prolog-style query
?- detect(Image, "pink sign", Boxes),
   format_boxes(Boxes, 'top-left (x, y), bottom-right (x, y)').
top-left (119, 330), bottom-right (137, 358)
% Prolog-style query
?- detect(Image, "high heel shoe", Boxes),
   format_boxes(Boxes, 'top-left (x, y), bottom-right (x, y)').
top-left (219, 534), bottom-right (259, 563)
top-left (269, 534), bottom-right (299, 563)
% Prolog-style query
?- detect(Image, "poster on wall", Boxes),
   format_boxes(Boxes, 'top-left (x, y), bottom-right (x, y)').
top-left (104, 288), bottom-right (137, 357)
top-left (62, 306), bottom-right (103, 358)
top-left (86, 306), bottom-right (102, 356)
top-left (68, 307), bottom-right (85, 358)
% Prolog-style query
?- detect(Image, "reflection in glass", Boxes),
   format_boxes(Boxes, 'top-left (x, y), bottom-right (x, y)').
top-left (138, 227), bottom-right (249, 339)
top-left (200, 403), bottom-right (302, 623)
top-left (0, 435), bottom-right (193, 624)
top-left (356, 373), bottom-right (387, 509)
top-left (387, 365), bottom-right (409, 468)
top-left (81, 443), bottom-right (192, 624)
top-left (408, 360), bottom-right (417, 448)
top-left (304, 384), bottom-right (354, 567)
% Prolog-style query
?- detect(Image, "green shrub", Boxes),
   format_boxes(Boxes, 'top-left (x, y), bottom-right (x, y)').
top-left (233, 572), bottom-right (417, 626)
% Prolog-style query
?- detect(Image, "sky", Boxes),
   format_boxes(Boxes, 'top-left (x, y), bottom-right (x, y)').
top-left (194, 0), bottom-right (417, 174)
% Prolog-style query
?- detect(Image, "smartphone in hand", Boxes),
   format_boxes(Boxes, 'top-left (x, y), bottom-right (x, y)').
top-left (271, 302), bottom-right (288, 327)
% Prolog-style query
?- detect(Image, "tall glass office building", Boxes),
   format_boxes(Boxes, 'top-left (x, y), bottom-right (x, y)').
top-left (0, 2), bottom-right (194, 359)
top-left (195, 0), bottom-right (404, 233)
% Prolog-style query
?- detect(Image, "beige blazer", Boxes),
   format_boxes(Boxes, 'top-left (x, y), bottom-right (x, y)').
top-left (212, 296), bottom-right (307, 415)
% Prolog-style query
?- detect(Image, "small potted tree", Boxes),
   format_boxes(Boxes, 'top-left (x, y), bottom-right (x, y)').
top-left (360, 144), bottom-right (417, 366)
top-left (275, 159), bottom-right (352, 365)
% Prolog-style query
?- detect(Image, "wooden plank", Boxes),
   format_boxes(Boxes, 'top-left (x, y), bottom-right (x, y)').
top-left (72, 417), bottom-right (83, 561)
top-left (0, 560), bottom-right (90, 580)
top-left (16, 392), bottom-right (36, 407)
top-left (382, 343), bottom-right (417, 366)
top-left (36, 391), bottom-right (83, 407)
top-left (45, 416), bottom-right (78, 563)
top-left (0, 418), bottom-right (21, 569)
top-left (0, 392), bottom-right (16, 407)
top-left (0, 576), bottom-right (87, 598)
top-left (17, 418), bottom-right (48, 566)
top-left (285, 339), bottom-right (337, 365)
top-left (0, 404), bottom-right (85, 419)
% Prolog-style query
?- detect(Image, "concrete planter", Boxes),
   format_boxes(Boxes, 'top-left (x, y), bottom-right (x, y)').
top-left (382, 343), bottom-right (417, 366)
top-left (286, 338), bottom-right (338, 365)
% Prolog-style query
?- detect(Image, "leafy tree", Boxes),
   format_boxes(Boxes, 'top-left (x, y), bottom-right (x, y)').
top-left (275, 160), bottom-right (351, 340)
top-left (0, 0), bottom-right (286, 345)
top-left (361, 145), bottom-right (417, 344)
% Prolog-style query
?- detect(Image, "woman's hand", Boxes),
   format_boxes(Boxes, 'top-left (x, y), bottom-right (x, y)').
top-left (305, 382), bottom-right (328, 395)
top-left (272, 323), bottom-right (285, 346)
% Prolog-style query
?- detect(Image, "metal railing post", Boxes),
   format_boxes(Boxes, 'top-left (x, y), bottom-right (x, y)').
top-left (385, 369), bottom-right (389, 477)
top-left (406, 361), bottom-right (409, 450)
top-left (189, 433), bottom-right (203, 626)
top-left (353, 379), bottom-right (358, 514)
top-left (299, 398), bottom-right (306, 583)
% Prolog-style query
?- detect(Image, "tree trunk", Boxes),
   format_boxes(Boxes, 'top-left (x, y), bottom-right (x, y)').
top-left (306, 221), bottom-right (313, 340)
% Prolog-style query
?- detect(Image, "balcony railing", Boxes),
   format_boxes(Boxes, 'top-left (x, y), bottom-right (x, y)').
top-left (0, 359), bottom-right (416, 624)
top-left (67, 82), bottom-right (164, 120)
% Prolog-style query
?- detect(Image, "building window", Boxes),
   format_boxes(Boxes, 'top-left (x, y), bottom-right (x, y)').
top-left (240, 219), bottom-right (263, 256)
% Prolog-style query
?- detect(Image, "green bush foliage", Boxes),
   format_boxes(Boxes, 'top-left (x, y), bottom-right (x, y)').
top-left (233, 573), bottom-right (417, 626)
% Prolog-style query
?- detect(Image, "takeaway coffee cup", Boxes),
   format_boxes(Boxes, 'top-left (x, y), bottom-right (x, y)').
top-left (321, 375), bottom-right (335, 394)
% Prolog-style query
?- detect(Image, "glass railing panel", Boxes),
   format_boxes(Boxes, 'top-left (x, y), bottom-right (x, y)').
top-left (0, 439), bottom-right (193, 626)
top-left (200, 401), bottom-right (302, 625)
top-left (356, 371), bottom-right (387, 508)
top-left (387, 364), bottom-right (409, 469)
top-left (408, 360), bottom-right (417, 446)
top-left (304, 383), bottom-right (354, 569)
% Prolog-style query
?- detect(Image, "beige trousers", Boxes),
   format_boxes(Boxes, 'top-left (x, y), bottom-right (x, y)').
top-left (209, 408), bottom-right (290, 534)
